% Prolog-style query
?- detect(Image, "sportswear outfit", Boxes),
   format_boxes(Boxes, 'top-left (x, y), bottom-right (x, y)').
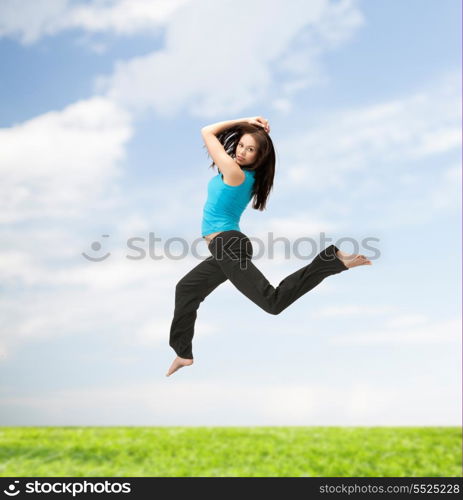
top-left (169, 167), bottom-right (348, 359)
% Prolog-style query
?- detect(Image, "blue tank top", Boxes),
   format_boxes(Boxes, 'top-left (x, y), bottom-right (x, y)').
top-left (201, 168), bottom-right (256, 237)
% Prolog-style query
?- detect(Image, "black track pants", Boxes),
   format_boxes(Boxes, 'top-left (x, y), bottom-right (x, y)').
top-left (169, 230), bottom-right (349, 359)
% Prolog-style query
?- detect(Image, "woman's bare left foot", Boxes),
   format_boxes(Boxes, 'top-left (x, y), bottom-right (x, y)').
top-left (336, 249), bottom-right (372, 269)
top-left (166, 356), bottom-right (194, 376)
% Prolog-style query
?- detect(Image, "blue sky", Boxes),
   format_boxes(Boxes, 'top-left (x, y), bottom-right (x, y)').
top-left (0, 0), bottom-right (461, 426)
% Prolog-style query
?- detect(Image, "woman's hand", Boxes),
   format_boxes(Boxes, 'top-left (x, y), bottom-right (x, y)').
top-left (247, 116), bottom-right (270, 133)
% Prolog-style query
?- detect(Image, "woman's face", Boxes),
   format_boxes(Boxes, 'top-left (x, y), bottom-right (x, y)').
top-left (235, 134), bottom-right (258, 166)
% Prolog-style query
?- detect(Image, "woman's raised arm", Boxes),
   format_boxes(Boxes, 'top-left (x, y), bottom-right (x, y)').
top-left (200, 117), bottom-right (270, 184)
top-left (201, 116), bottom-right (270, 136)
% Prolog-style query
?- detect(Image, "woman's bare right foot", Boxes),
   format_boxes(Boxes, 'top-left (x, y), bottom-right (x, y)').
top-left (336, 249), bottom-right (372, 269)
top-left (166, 356), bottom-right (194, 376)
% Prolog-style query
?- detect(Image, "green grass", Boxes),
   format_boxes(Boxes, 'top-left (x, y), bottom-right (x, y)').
top-left (0, 427), bottom-right (461, 477)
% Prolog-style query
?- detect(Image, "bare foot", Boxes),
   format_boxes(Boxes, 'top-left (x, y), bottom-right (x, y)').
top-left (336, 249), bottom-right (372, 269)
top-left (166, 356), bottom-right (194, 377)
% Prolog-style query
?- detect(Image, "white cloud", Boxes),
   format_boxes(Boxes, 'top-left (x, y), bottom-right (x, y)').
top-left (266, 69), bottom-right (461, 228)
top-left (94, 0), bottom-right (364, 117)
top-left (0, 96), bottom-right (133, 223)
top-left (0, 126), bottom-right (215, 358)
top-left (0, 0), bottom-right (67, 45)
top-left (0, 0), bottom-right (189, 45)
top-left (0, 99), bottom-right (220, 360)
top-left (0, 246), bottom-right (217, 357)
top-left (61, 0), bottom-right (189, 35)
top-left (277, 69), bottom-right (461, 192)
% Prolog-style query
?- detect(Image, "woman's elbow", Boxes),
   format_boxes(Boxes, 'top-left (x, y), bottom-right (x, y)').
top-left (201, 126), bottom-right (213, 136)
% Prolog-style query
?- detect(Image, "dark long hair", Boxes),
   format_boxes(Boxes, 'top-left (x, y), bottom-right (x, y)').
top-left (203, 122), bottom-right (276, 211)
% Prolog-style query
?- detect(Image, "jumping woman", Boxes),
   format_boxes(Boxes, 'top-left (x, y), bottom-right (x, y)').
top-left (166, 116), bottom-right (372, 376)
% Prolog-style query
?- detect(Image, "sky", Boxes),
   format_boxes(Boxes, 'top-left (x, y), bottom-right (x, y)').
top-left (0, 0), bottom-right (461, 426)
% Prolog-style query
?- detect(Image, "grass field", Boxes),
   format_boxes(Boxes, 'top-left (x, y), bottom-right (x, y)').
top-left (0, 427), bottom-right (461, 477)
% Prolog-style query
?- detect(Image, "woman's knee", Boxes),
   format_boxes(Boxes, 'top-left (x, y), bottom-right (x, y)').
top-left (175, 279), bottom-right (204, 308)
top-left (263, 302), bottom-right (282, 315)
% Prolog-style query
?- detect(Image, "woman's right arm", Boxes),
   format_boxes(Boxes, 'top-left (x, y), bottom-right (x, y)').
top-left (201, 123), bottom-right (245, 184)
top-left (200, 116), bottom-right (270, 184)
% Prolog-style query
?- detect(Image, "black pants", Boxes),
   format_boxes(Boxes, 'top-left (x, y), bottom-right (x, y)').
top-left (169, 230), bottom-right (349, 359)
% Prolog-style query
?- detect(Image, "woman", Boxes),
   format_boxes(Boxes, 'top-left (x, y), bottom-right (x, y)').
top-left (166, 116), bottom-right (372, 376)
